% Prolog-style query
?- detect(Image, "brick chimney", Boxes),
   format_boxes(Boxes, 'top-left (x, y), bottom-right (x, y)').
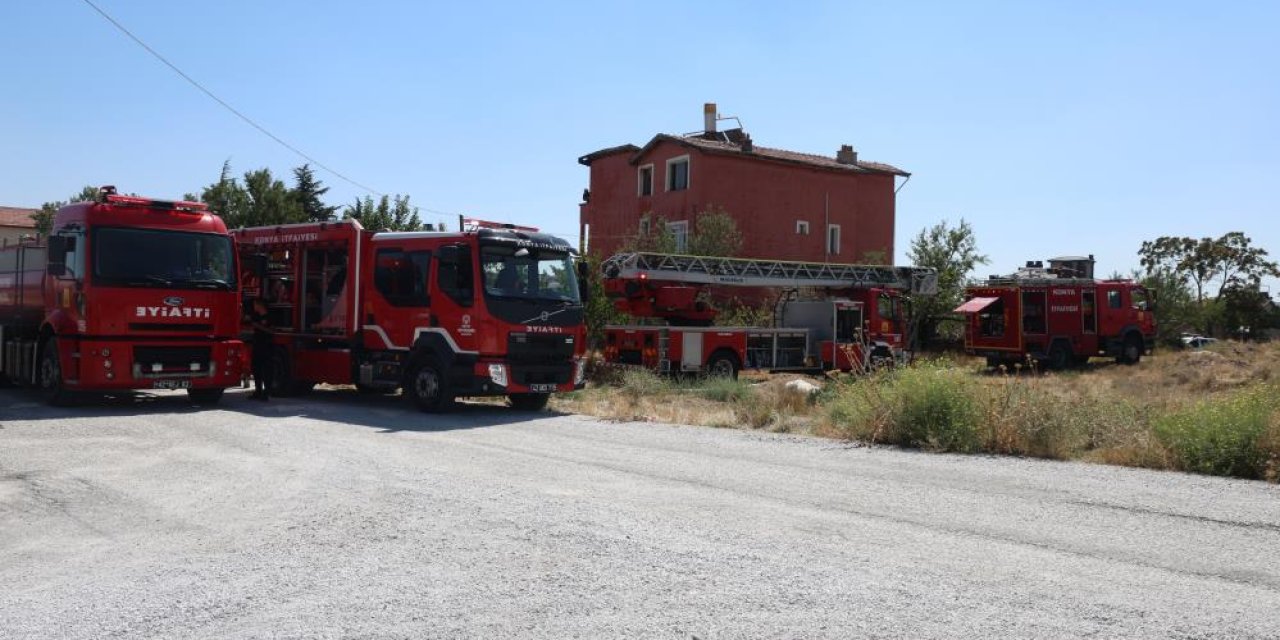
top-left (704, 103), bottom-right (717, 135)
top-left (836, 144), bottom-right (858, 165)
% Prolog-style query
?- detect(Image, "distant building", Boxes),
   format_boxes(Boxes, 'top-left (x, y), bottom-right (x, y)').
top-left (578, 103), bottom-right (909, 263)
top-left (0, 206), bottom-right (39, 245)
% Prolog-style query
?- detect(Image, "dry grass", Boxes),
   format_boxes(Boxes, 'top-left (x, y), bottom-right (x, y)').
top-left (555, 342), bottom-right (1280, 482)
top-left (552, 368), bottom-right (820, 433)
top-left (818, 342), bottom-right (1280, 481)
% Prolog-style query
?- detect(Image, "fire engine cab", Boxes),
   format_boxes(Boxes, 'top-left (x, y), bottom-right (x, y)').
top-left (232, 219), bottom-right (587, 411)
top-left (957, 256), bottom-right (1157, 369)
top-left (601, 252), bottom-right (937, 377)
top-left (0, 186), bottom-right (245, 404)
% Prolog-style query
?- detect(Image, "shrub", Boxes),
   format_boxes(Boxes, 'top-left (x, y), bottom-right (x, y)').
top-left (1154, 385), bottom-right (1280, 479)
top-left (618, 368), bottom-right (672, 401)
top-left (699, 376), bottom-right (752, 403)
top-left (826, 362), bottom-right (983, 452)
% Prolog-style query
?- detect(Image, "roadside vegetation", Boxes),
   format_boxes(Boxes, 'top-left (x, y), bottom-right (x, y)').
top-left (554, 341), bottom-right (1280, 483)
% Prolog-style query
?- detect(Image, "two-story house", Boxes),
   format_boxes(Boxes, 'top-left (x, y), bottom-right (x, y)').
top-left (578, 104), bottom-right (909, 264)
top-left (0, 206), bottom-right (38, 246)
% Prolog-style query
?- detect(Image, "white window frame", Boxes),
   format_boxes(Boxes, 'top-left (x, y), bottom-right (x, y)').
top-left (827, 224), bottom-right (841, 256)
top-left (637, 164), bottom-right (654, 197)
top-left (665, 155), bottom-right (691, 192)
top-left (668, 220), bottom-right (689, 253)
top-left (796, 220), bottom-right (810, 235)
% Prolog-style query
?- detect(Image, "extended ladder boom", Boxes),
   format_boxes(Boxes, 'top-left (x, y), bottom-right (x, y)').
top-left (601, 252), bottom-right (938, 295)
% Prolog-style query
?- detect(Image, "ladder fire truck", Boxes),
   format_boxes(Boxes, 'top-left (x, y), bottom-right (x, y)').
top-left (0, 187), bottom-right (245, 405)
top-left (232, 218), bottom-right (587, 412)
top-left (956, 256), bottom-right (1157, 369)
top-left (600, 252), bottom-right (937, 377)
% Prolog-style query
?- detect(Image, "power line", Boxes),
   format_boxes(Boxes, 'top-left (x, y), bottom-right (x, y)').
top-left (79, 0), bottom-right (384, 197)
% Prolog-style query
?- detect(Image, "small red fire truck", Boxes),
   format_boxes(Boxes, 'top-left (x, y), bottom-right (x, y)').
top-left (956, 256), bottom-right (1157, 369)
top-left (232, 219), bottom-right (587, 411)
top-left (0, 187), bottom-right (245, 404)
top-left (600, 252), bottom-right (937, 377)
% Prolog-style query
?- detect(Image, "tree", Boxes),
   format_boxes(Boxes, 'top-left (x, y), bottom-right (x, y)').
top-left (580, 252), bottom-right (630, 348)
top-left (243, 168), bottom-right (305, 227)
top-left (906, 218), bottom-right (989, 346)
top-left (686, 206), bottom-right (743, 257)
top-left (1138, 232), bottom-right (1280, 335)
top-left (1139, 233), bottom-right (1280, 303)
top-left (1136, 267), bottom-right (1198, 345)
top-left (291, 164), bottom-right (338, 222)
top-left (624, 207), bottom-right (744, 257)
top-left (623, 212), bottom-right (677, 253)
top-left (344, 195), bottom-right (423, 231)
top-left (199, 161), bottom-right (251, 227)
top-left (31, 186), bottom-right (99, 236)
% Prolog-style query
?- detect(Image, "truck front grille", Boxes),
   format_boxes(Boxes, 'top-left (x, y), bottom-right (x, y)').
top-left (132, 346), bottom-right (212, 378)
top-left (507, 332), bottom-right (575, 362)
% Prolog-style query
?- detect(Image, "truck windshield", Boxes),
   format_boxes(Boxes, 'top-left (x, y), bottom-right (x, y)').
top-left (480, 245), bottom-right (580, 304)
top-left (93, 228), bottom-right (236, 290)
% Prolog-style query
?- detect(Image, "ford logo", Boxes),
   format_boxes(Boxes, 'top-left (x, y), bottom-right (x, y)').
top-left (163, 296), bottom-right (184, 307)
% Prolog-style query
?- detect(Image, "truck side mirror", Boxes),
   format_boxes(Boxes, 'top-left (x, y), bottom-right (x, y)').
top-left (576, 260), bottom-right (591, 304)
top-left (46, 236), bottom-right (67, 277)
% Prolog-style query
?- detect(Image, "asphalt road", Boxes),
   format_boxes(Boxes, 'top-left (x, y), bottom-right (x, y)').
top-left (2, 388), bottom-right (1279, 639)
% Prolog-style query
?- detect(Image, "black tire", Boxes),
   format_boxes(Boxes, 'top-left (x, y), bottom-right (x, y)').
top-left (1119, 335), bottom-right (1143, 365)
top-left (269, 348), bottom-right (314, 396)
top-left (187, 388), bottom-right (225, 404)
top-left (38, 338), bottom-right (72, 406)
top-left (706, 350), bottom-right (740, 380)
top-left (405, 358), bottom-right (454, 413)
top-left (508, 393), bottom-right (551, 411)
top-left (1047, 343), bottom-right (1071, 371)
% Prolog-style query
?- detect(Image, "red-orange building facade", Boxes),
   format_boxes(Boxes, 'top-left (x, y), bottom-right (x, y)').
top-left (578, 105), bottom-right (909, 264)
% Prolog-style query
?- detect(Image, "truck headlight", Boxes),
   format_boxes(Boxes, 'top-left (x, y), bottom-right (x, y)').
top-left (574, 358), bottom-right (586, 385)
top-left (488, 364), bottom-right (508, 387)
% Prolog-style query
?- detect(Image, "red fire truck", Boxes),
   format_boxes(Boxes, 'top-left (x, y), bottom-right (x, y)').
top-left (231, 219), bottom-right (587, 411)
top-left (0, 187), bottom-right (245, 404)
top-left (600, 252), bottom-right (938, 377)
top-left (956, 256), bottom-right (1157, 369)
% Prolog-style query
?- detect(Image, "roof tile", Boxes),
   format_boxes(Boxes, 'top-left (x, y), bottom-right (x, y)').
top-left (0, 206), bottom-right (38, 228)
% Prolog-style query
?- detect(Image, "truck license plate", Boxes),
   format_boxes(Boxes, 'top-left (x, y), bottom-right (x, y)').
top-left (152, 380), bottom-right (192, 390)
top-left (528, 383), bottom-right (556, 393)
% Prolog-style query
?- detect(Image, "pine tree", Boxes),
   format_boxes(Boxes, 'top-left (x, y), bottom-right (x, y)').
top-left (291, 164), bottom-right (338, 222)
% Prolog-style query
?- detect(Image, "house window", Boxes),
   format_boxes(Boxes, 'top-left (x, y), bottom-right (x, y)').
top-left (827, 224), bottom-right (841, 255)
top-left (796, 220), bottom-right (810, 235)
top-left (666, 155), bottom-right (690, 191)
top-left (668, 220), bottom-right (689, 253)
top-left (638, 165), bottom-right (654, 197)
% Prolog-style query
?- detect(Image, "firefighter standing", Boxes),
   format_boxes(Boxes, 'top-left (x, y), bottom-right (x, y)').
top-left (248, 298), bottom-right (274, 401)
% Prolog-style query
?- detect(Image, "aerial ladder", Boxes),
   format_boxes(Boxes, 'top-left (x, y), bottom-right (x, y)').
top-left (598, 252), bottom-right (938, 376)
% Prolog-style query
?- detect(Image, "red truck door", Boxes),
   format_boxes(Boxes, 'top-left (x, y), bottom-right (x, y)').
top-left (362, 243), bottom-right (433, 351)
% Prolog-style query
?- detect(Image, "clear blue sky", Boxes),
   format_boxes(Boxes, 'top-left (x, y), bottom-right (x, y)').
top-left (3, 1), bottom-right (1277, 286)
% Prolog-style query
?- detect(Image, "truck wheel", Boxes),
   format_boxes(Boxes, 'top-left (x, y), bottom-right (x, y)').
top-left (1047, 344), bottom-right (1071, 371)
top-left (706, 351), bottom-right (740, 380)
top-left (38, 338), bottom-right (72, 406)
top-left (187, 388), bottom-right (225, 404)
top-left (508, 393), bottom-right (551, 411)
top-left (405, 358), bottom-right (454, 412)
top-left (1120, 335), bottom-right (1143, 365)
top-left (269, 348), bottom-right (314, 396)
